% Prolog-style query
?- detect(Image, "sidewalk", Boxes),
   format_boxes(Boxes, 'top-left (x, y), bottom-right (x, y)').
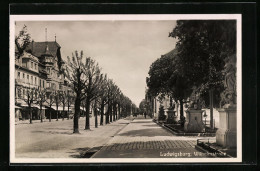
top-left (15, 117), bottom-right (130, 158)
top-left (93, 118), bottom-right (207, 158)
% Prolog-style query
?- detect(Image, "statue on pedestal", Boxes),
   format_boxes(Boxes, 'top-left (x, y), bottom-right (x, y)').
top-left (217, 54), bottom-right (237, 148)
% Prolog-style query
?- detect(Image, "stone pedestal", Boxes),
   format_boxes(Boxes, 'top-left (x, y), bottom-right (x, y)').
top-left (216, 107), bottom-right (237, 148)
top-left (184, 110), bottom-right (205, 133)
top-left (166, 110), bottom-right (177, 124)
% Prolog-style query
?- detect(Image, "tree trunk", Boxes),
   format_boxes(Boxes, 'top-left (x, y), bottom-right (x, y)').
top-left (113, 103), bottom-right (116, 121)
top-left (95, 109), bottom-right (98, 128)
top-left (29, 107), bottom-right (32, 124)
top-left (62, 105), bottom-right (65, 121)
top-left (40, 107), bottom-right (43, 123)
top-left (105, 111), bottom-right (109, 124)
top-left (100, 101), bottom-right (104, 125)
top-left (85, 98), bottom-right (91, 130)
top-left (73, 96), bottom-right (80, 133)
top-left (118, 104), bottom-right (121, 119)
top-left (109, 102), bottom-right (113, 122)
top-left (67, 104), bottom-right (70, 120)
top-left (180, 100), bottom-right (184, 127)
top-left (56, 108), bottom-right (59, 121)
top-left (49, 110), bottom-right (52, 122)
top-left (209, 89), bottom-right (214, 129)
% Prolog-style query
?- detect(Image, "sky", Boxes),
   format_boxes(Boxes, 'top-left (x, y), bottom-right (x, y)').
top-left (15, 20), bottom-right (177, 106)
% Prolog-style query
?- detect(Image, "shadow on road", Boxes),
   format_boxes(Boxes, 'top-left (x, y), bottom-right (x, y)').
top-left (69, 146), bottom-right (103, 158)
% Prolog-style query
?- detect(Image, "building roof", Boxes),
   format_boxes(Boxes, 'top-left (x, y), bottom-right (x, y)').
top-left (26, 41), bottom-right (61, 57)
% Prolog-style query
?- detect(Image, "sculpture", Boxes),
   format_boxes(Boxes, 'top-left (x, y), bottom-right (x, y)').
top-left (220, 54), bottom-right (237, 108)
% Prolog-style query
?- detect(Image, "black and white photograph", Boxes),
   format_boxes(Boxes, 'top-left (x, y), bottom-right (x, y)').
top-left (9, 14), bottom-right (242, 163)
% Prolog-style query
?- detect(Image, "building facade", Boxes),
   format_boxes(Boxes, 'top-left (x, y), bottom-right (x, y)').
top-left (15, 38), bottom-right (71, 121)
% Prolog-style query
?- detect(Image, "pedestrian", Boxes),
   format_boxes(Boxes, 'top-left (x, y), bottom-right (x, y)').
top-left (144, 112), bottom-right (147, 119)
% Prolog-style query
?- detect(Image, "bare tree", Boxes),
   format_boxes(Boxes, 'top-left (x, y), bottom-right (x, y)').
top-left (64, 51), bottom-right (87, 133)
top-left (53, 91), bottom-right (60, 121)
top-left (59, 90), bottom-right (66, 121)
top-left (82, 57), bottom-right (104, 130)
top-left (23, 87), bottom-right (37, 124)
top-left (98, 74), bottom-right (108, 126)
top-left (67, 90), bottom-right (74, 120)
top-left (46, 91), bottom-right (55, 122)
top-left (36, 88), bottom-right (46, 123)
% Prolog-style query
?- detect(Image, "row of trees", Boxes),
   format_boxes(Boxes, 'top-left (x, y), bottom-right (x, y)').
top-left (147, 20), bottom-right (236, 128)
top-left (64, 50), bottom-right (135, 133)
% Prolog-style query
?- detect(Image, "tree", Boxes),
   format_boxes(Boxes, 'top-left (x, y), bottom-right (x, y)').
top-left (64, 50), bottom-right (87, 133)
top-left (106, 80), bottom-right (118, 123)
top-left (117, 93), bottom-right (124, 119)
top-left (36, 88), bottom-right (46, 123)
top-left (82, 57), bottom-right (104, 130)
top-left (66, 90), bottom-right (74, 119)
top-left (53, 91), bottom-right (60, 121)
top-left (169, 20), bottom-right (236, 128)
top-left (147, 51), bottom-right (193, 126)
top-left (139, 99), bottom-right (146, 114)
top-left (15, 25), bottom-right (31, 59)
top-left (92, 98), bottom-right (99, 128)
top-left (59, 90), bottom-right (67, 121)
top-left (46, 91), bottom-right (55, 122)
top-left (23, 87), bottom-right (37, 124)
top-left (112, 86), bottom-right (120, 121)
top-left (98, 74), bottom-right (108, 125)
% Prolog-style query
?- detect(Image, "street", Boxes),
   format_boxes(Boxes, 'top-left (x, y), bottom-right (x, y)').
top-left (15, 115), bottom-right (210, 158)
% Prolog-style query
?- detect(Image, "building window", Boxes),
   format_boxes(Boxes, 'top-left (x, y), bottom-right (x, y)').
top-left (40, 79), bottom-right (41, 87)
top-left (31, 76), bottom-right (33, 84)
top-left (27, 75), bottom-right (29, 83)
top-left (17, 72), bottom-right (20, 78)
top-left (35, 63), bottom-right (37, 70)
top-left (43, 80), bottom-right (45, 88)
top-left (31, 62), bottom-right (33, 68)
top-left (23, 73), bottom-right (25, 79)
top-left (35, 77), bottom-right (37, 85)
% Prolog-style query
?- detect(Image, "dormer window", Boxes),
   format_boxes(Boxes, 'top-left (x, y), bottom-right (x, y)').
top-left (31, 62), bottom-right (33, 68)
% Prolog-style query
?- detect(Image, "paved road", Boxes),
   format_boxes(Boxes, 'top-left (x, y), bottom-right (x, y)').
top-left (93, 117), bottom-right (206, 158)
